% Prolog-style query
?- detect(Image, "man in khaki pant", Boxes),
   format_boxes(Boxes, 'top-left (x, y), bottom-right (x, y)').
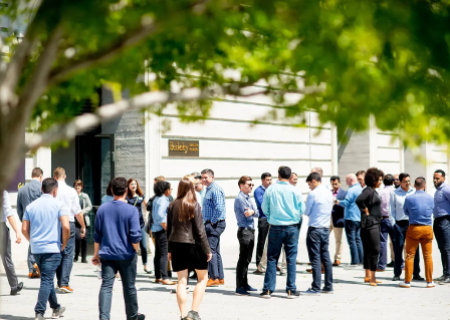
top-left (399, 177), bottom-right (435, 288)
top-left (330, 176), bottom-right (346, 266)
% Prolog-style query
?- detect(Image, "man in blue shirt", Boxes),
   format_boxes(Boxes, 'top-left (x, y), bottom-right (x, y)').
top-left (399, 177), bottom-right (435, 288)
top-left (234, 176), bottom-right (259, 296)
top-left (92, 177), bottom-right (145, 320)
top-left (201, 168), bottom-right (226, 287)
top-left (336, 174), bottom-right (363, 265)
top-left (22, 178), bottom-right (70, 320)
top-left (16, 167), bottom-right (42, 278)
top-left (260, 166), bottom-right (303, 299)
top-left (391, 173), bottom-right (423, 281)
top-left (253, 172), bottom-right (272, 273)
top-left (433, 169), bottom-right (450, 283)
top-left (303, 172), bottom-right (334, 295)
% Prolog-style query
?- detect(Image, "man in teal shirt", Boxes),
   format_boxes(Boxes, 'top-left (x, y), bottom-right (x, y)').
top-left (260, 166), bottom-right (304, 299)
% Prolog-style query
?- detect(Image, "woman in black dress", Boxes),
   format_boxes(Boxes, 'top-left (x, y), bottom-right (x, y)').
top-left (356, 167), bottom-right (384, 286)
top-left (167, 178), bottom-right (212, 320)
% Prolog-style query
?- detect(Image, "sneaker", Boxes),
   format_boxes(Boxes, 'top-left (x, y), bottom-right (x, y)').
top-left (52, 306), bottom-right (66, 319)
top-left (58, 286), bottom-right (74, 293)
top-left (286, 290), bottom-right (300, 299)
top-left (245, 284), bottom-right (257, 292)
top-left (427, 281), bottom-right (436, 288)
top-left (435, 275), bottom-right (445, 282)
top-left (206, 279), bottom-right (219, 287)
top-left (413, 275), bottom-right (425, 281)
top-left (399, 281), bottom-right (411, 288)
top-left (260, 290), bottom-right (271, 299)
top-left (235, 288), bottom-right (250, 296)
top-left (10, 282), bottom-right (23, 296)
top-left (186, 310), bottom-right (200, 320)
top-left (439, 277), bottom-right (450, 285)
top-left (321, 289), bottom-right (334, 294)
top-left (279, 270), bottom-right (287, 276)
top-left (301, 288), bottom-right (321, 296)
top-left (252, 270), bottom-right (265, 275)
top-left (392, 276), bottom-right (401, 281)
top-left (35, 313), bottom-right (45, 320)
top-left (137, 314), bottom-right (146, 320)
top-left (386, 261), bottom-right (395, 268)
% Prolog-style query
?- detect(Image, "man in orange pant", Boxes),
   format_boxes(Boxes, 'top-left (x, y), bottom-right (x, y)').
top-left (399, 177), bottom-right (435, 288)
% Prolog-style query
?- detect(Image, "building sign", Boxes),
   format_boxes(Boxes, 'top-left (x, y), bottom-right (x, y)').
top-left (168, 140), bottom-right (199, 157)
top-left (7, 160), bottom-right (25, 192)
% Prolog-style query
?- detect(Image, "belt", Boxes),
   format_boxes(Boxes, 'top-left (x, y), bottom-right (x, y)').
top-left (238, 227), bottom-right (255, 232)
top-left (409, 224), bottom-right (428, 227)
top-left (382, 216), bottom-right (390, 219)
top-left (205, 219), bottom-right (225, 224)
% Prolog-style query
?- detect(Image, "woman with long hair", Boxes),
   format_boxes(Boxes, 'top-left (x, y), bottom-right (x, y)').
top-left (126, 178), bottom-right (151, 274)
top-left (151, 180), bottom-right (176, 285)
top-left (356, 167), bottom-right (384, 286)
top-left (73, 180), bottom-right (92, 263)
top-left (167, 178), bottom-right (212, 320)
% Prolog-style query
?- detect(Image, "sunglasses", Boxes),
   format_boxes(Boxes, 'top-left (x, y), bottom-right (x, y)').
top-left (245, 183), bottom-right (255, 187)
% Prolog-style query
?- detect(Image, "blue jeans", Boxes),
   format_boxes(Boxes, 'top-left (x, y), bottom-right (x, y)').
top-left (205, 220), bottom-right (226, 279)
top-left (306, 227), bottom-right (333, 291)
top-left (56, 222), bottom-right (75, 287)
top-left (345, 220), bottom-right (363, 264)
top-left (394, 220), bottom-right (420, 277)
top-left (34, 253), bottom-right (62, 315)
top-left (378, 218), bottom-right (395, 270)
top-left (434, 215), bottom-right (450, 277)
top-left (100, 255), bottom-right (138, 320)
top-left (263, 224), bottom-right (299, 293)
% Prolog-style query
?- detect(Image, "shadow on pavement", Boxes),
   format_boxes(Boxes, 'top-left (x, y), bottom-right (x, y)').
top-left (0, 315), bottom-right (35, 320)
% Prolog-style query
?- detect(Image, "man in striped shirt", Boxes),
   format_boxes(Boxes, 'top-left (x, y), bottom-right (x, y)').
top-left (201, 168), bottom-right (226, 287)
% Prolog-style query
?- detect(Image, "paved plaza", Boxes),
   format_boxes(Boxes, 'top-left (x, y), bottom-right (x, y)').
top-left (1, 215), bottom-right (449, 320)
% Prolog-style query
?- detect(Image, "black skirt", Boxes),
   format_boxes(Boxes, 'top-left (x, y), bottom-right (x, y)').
top-left (170, 242), bottom-right (208, 272)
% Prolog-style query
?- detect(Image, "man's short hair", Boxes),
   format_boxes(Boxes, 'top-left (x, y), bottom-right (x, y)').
top-left (399, 173), bottom-right (410, 183)
top-left (356, 170), bottom-right (366, 177)
top-left (435, 169), bottom-right (446, 178)
top-left (53, 167), bottom-right (65, 179)
top-left (306, 172), bottom-right (322, 183)
top-left (311, 167), bottom-right (323, 177)
top-left (42, 178), bottom-right (58, 194)
top-left (330, 175), bottom-right (340, 182)
top-left (238, 175), bottom-right (252, 187)
top-left (415, 177), bottom-right (426, 189)
top-left (201, 169), bottom-right (215, 177)
top-left (383, 174), bottom-right (394, 186)
top-left (291, 172), bottom-right (298, 177)
top-left (111, 177), bottom-right (128, 196)
top-left (261, 172), bottom-right (272, 180)
top-left (31, 167), bottom-right (43, 178)
top-left (278, 166), bottom-right (292, 179)
top-left (154, 175), bottom-right (166, 183)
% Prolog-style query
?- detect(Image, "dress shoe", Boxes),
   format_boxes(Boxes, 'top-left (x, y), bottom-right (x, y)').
top-left (219, 279), bottom-right (225, 285)
top-left (33, 263), bottom-right (40, 276)
top-left (73, 257), bottom-right (78, 262)
top-left (154, 279), bottom-right (163, 283)
top-left (245, 284), bottom-right (257, 292)
top-left (161, 280), bottom-right (177, 285)
top-left (206, 279), bottom-right (219, 287)
top-left (439, 277), bottom-right (450, 285)
top-left (413, 275), bottom-right (425, 281)
top-left (10, 282), bottom-right (23, 295)
top-left (253, 270), bottom-right (265, 275)
top-left (332, 260), bottom-right (341, 267)
top-left (392, 276), bottom-right (401, 281)
top-left (81, 258), bottom-right (88, 263)
top-left (276, 266), bottom-right (281, 271)
top-left (235, 288), bottom-right (250, 296)
top-left (29, 272), bottom-right (40, 279)
top-left (386, 261), bottom-right (395, 268)
top-left (376, 269), bottom-right (385, 272)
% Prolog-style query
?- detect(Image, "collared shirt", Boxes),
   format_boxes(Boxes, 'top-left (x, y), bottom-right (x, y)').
top-left (332, 188), bottom-right (340, 197)
top-left (151, 195), bottom-right (170, 232)
top-left (339, 183), bottom-right (363, 221)
top-left (404, 190), bottom-right (434, 226)
top-left (198, 188), bottom-right (206, 205)
top-left (2, 191), bottom-right (13, 223)
top-left (254, 185), bottom-right (267, 218)
top-left (195, 191), bottom-right (202, 209)
top-left (261, 181), bottom-right (303, 226)
top-left (23, 194), bottom-right (69, 254)
top-left (305, 184), bottom-right (334, 228)
top-left (378, 185), bottom-right (395, 217)
top-left (16, 179), bottom-right (41, 221)
top-left (234, 191), bottom-right (259, 228)
top-left (202, 182), bottom-right (226, 224)
top-left (56, 180), bottom-right (81, 222)
top-left (391, 187), bottom-right (415, 221)
top-left (433, 183), bottom-right (450, 218)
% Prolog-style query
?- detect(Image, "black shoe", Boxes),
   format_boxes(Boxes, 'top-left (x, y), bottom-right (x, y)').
top-left (386, 261), bottom-right (395, 268)
top-left (286, 290), bottom-right (300, 299)
top-left (435, 275), bottom-right (445, 282)
top-left (252, 269), bottom-right (265, 275)
top-left (392, 276), bottom-right (401, 281)
top-left (10, 282), bottom-right (23, 296)
top-left (413, 275), bottom-right (425, 281)
top-left (81, 258), bottom-right (88, 263)
top-left (136, 314), bottom-right (146, 320)
top-left (440, 277), bottom-right (450, 285)
top-left (73, 257), bottom-right (78, 262)
top-left (260, 290), bottom-right (272, 299)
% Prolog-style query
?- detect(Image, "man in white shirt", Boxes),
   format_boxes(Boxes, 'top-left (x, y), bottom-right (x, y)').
top-left (1, 190), bottom-right (23, 295)
top-left (53, 167), bottom-right (85, 293)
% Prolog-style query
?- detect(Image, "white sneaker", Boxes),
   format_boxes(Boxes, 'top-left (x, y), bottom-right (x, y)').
top-left (399, 282), bottom-right (411, 288)
top-left (427, 281), bottom-right (436, 288)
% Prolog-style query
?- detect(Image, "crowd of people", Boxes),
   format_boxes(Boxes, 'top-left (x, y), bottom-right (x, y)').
top-left (1, 164), bottom-right (450, 320)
